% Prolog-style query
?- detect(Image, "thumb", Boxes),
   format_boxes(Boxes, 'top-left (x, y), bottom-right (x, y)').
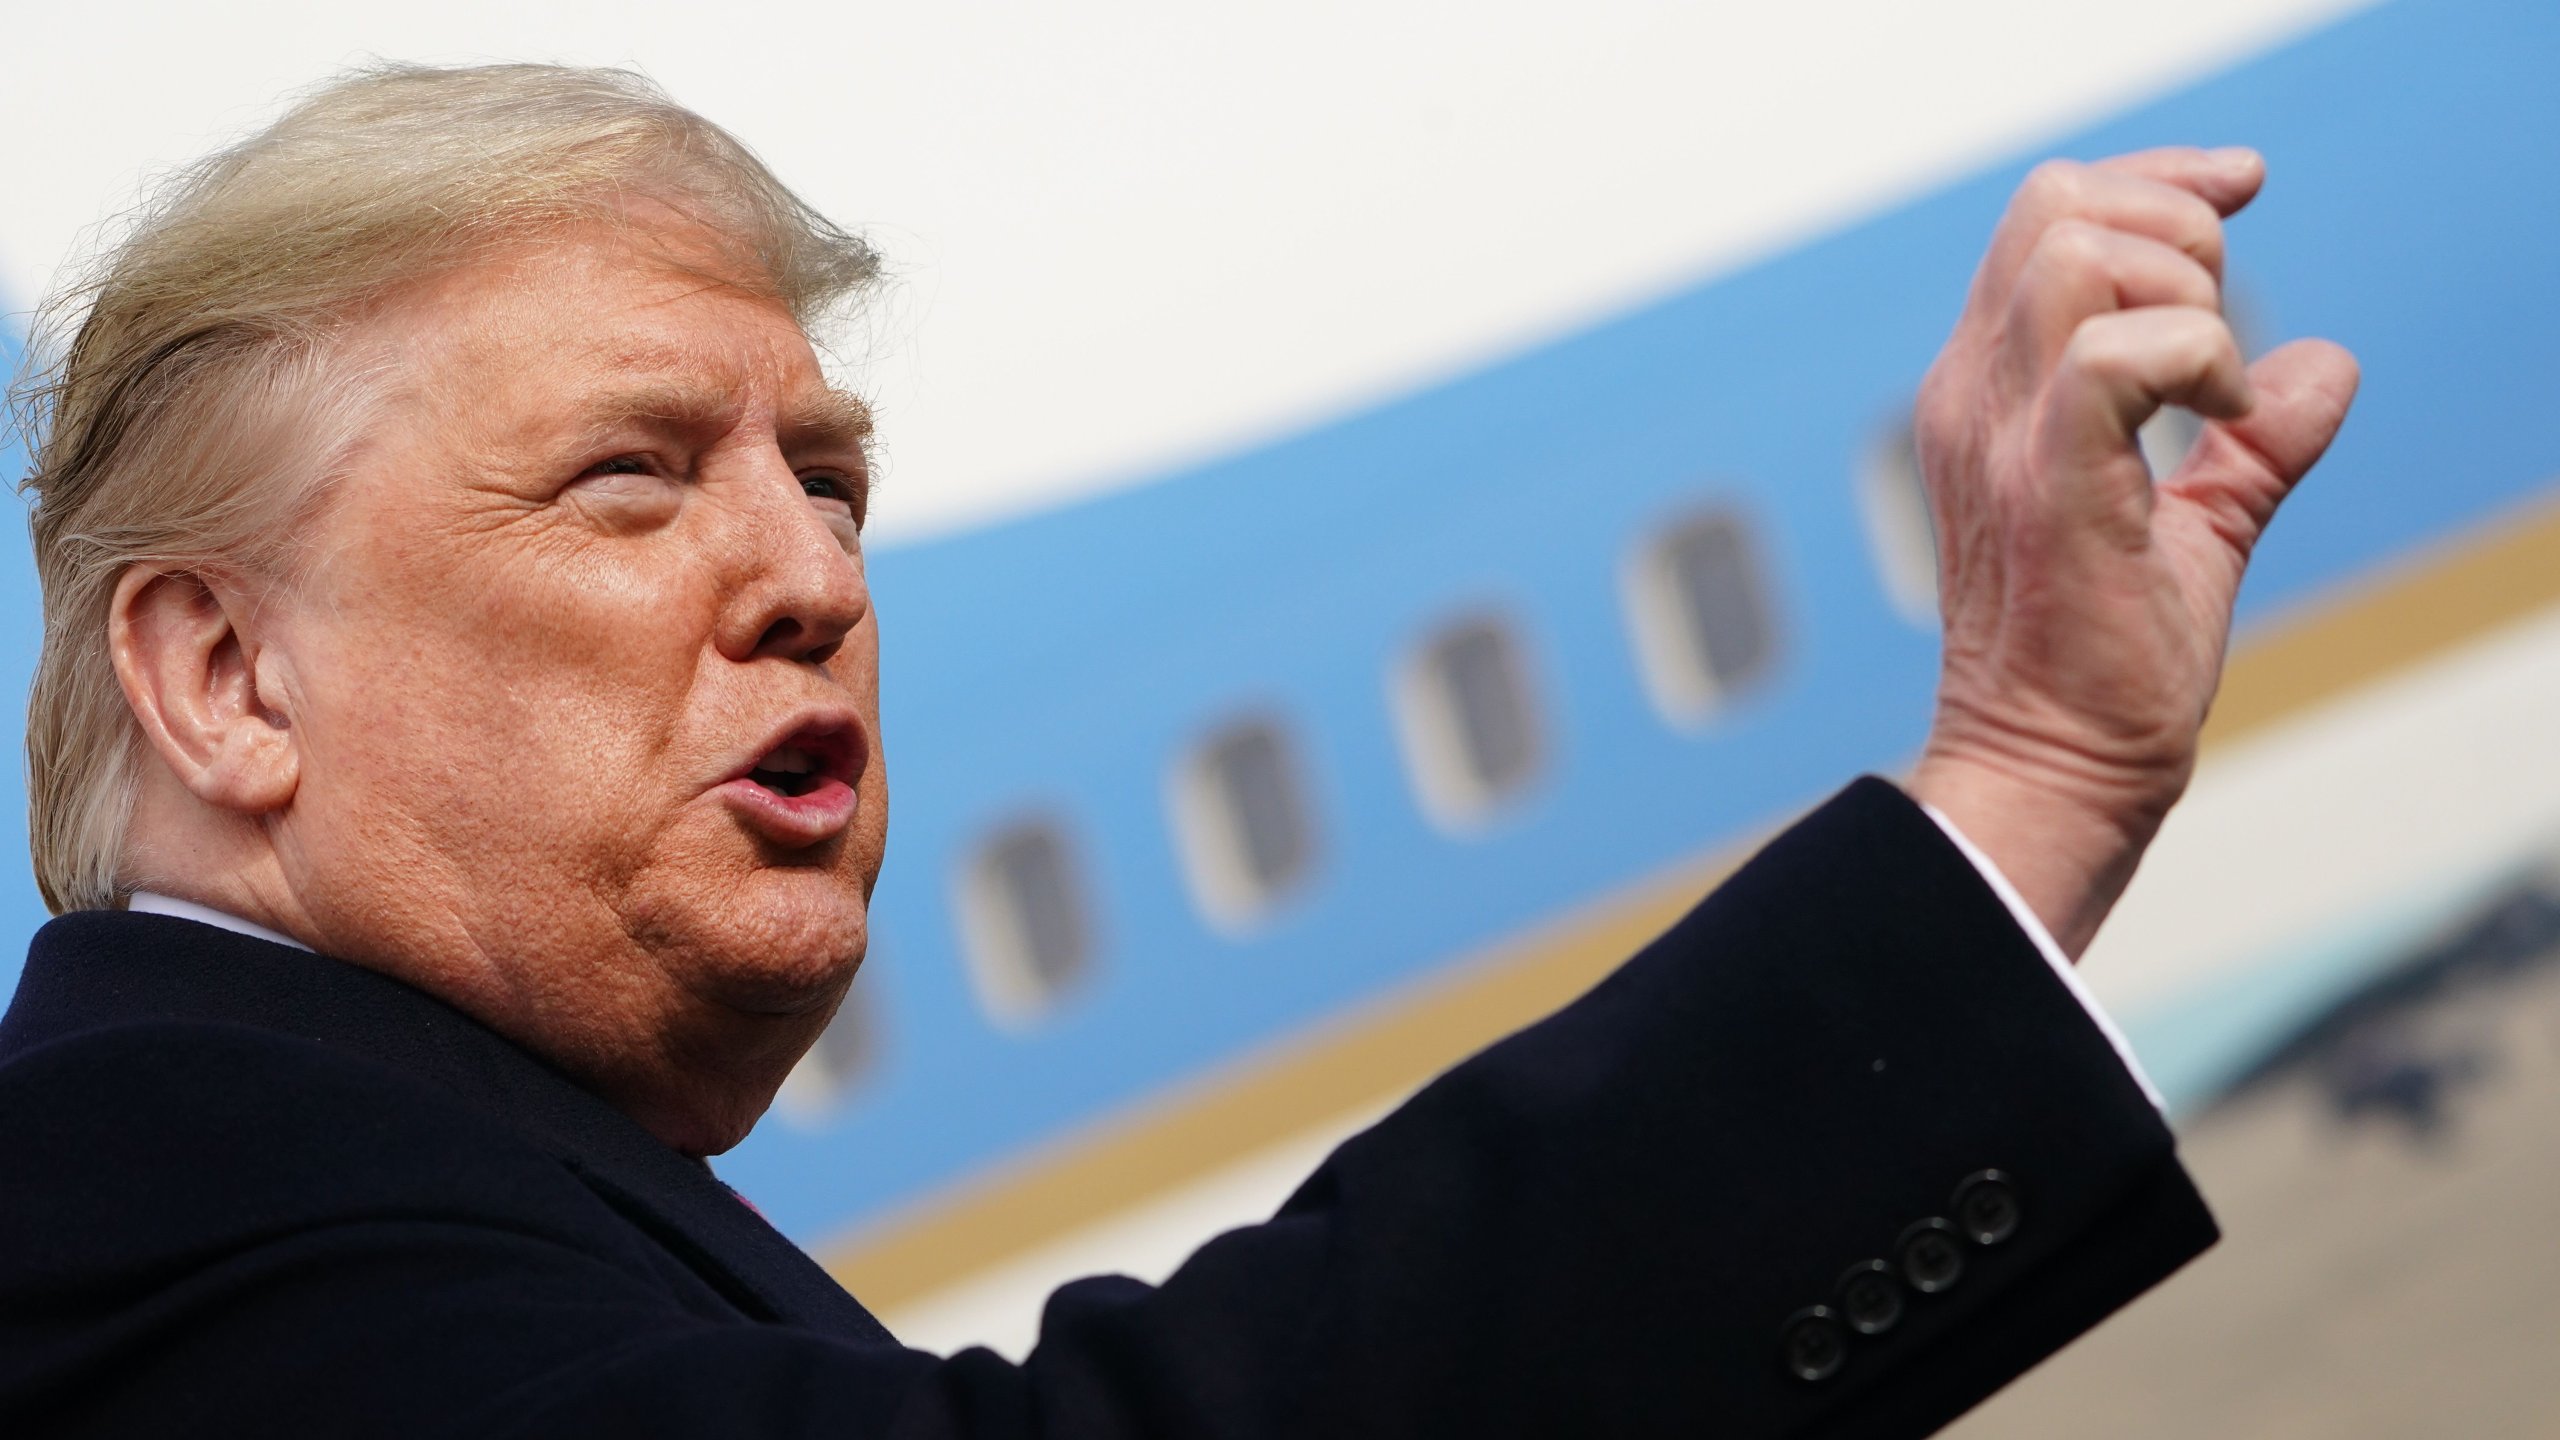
top-left (2224, 338), bottom-right (2360, 482)
top-left (2158, 337), bottom-right (2360, 574)
top-left (2170, 338), bottom-right (2361, 516)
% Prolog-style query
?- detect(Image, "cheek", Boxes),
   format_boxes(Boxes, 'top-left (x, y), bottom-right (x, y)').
top-left (835, 625), bottom-right (890, 849)
top-left (297, 545), bottom-right (720, 863)
top-left (827, 608), bottom-right (883, 726)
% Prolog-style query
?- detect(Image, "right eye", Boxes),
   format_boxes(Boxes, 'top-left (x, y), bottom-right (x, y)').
top-left (565, 454), bottom-right (682, 534)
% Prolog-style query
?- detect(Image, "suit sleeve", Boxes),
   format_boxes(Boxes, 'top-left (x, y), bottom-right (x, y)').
top-left (0, 778), bottom-right (2210, 1440)
top-left (1922, 801), bottom-right (2167, 1112)
top-left (943, 776), bottom-right (2213, 1439)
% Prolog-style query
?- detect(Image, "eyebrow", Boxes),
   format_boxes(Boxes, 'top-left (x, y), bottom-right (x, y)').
top-left (561, 381), bottom-right (874, 462)
top-left (780, 387), bottom-right (876, 457)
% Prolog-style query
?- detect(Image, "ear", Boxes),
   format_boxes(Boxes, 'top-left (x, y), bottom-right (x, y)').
top-left (109, 566), bottom-right (299, 815)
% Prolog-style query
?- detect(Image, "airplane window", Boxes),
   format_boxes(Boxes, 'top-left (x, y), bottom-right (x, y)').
top-left (1860, 422), bottom-right (1940, 626)
top-left (956, 818), bottom-right (1094, 1029)
top-left (1623, 507), bottom-right (1780, 725)
top-left (1394, 613), bottom-right (1545, 829)
top-left (1172, 715), bottom-right (1319, 929)
top-left (775, 981), bottom-right (878, 1120)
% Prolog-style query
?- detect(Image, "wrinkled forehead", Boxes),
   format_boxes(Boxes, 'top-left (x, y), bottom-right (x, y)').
top-left (533, 336), bottom-right (875, 458)
top-left (366, 219), bottom-right (867, 452)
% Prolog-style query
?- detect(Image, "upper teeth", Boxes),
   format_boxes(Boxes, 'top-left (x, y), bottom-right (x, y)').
top-left (762, 749), bottom-right (817, 775)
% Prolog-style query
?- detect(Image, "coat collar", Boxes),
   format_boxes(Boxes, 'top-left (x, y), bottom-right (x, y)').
top-left (0, 908), bottom-right (892, 1343)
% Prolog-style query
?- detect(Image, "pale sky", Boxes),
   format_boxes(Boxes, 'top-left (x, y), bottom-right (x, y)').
top-left (0, 0), bottom-right (2373, 539)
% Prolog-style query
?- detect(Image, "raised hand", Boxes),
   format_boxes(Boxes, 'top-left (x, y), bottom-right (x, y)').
top-left (1905, 148), bottom-right (2361, 958)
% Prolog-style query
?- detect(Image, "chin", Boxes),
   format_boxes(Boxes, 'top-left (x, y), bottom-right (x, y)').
top-left (624, 1074), bottom-right (791, 1159)
top-left (641, 865), bottom-right (872, 1018)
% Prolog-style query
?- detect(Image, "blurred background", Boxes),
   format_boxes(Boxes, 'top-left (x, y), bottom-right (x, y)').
top-left (7, 0), bottom-right (2559, 1432)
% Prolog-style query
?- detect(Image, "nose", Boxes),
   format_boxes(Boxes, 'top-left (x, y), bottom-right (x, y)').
top-left (714, 452), bottom-right (870, 668)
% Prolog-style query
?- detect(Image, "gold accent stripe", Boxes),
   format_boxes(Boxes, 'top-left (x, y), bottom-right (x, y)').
top-left (2200, 487), bottom-right (2560, 749)
top-left (825, 482), bottom-right (2560, 1311)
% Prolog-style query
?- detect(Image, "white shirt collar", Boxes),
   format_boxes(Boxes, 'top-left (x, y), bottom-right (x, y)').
top-left (127, 891), bottom-right (314, 953)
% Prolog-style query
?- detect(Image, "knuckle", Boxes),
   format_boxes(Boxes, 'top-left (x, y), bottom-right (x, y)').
top-left (2036, 219), bottom-right (2111, 279)
top-left (2058, 319), bottom-right (2124, 378)
top-left (1915, 368), bottom-right (1992, 455)
top-left (2021, 158), bottom-right (2087, 208)
top-left (2062, 315), bottom-right (2155, 380)
top-left (2170, 305), bottom-right (2237, 352)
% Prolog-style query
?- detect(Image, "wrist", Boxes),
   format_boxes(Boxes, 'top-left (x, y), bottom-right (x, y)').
top-left (1906, 738), bottom-right (2176, 960)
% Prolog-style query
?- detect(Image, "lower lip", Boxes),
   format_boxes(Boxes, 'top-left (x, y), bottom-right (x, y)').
top-left (717, 775), bottom-right (860, 847)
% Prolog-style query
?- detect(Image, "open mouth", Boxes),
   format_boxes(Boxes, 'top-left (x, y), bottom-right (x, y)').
top-left (719, 713), bottom-right (866, 846)
top-left (741, 722), bottom-right (861, 801)
top-left (749, 746), bottom-right (831, 799)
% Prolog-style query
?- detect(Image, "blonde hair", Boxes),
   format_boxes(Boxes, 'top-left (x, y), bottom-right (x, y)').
top-left (8, 63), bottom-right (880, 913)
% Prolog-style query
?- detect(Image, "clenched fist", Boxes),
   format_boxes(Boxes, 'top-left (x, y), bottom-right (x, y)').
top-left (1905, 148), bottom-right (2361, 958)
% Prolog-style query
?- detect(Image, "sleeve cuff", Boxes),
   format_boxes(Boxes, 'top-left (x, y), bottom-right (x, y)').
top-left (1920, 802), bottom-right (2167, 1114)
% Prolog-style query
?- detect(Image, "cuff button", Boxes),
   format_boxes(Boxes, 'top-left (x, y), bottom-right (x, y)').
top-left (1898, 1218), bottom-right (1966, 1294)
top-left (1953, 1170), bottom-right (2021, 1246)
top-left (1781, 1307), bottom-right (1849, 1383)
top-left (1837, 1259), bottom-right (1905, 1336)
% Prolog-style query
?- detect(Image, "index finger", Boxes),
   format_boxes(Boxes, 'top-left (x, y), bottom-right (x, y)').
top-left (2095, 146), bottom-right (2266, 218)
top-left (1968, 149), bottom-right (2261, 320)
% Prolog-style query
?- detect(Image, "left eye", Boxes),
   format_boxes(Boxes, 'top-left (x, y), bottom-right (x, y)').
top-left (802, 474), bottom-right (863, 523)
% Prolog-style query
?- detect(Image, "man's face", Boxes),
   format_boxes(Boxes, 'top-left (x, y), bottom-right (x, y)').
top-left (265, 217), bottom-right (887, 1151)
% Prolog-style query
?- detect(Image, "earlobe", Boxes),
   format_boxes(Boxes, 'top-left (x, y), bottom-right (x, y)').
top-left (109, 566), bottom-right (300, 815)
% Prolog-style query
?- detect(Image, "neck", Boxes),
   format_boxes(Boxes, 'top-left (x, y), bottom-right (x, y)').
top-left (117, 764), bottom-right (328, 946)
